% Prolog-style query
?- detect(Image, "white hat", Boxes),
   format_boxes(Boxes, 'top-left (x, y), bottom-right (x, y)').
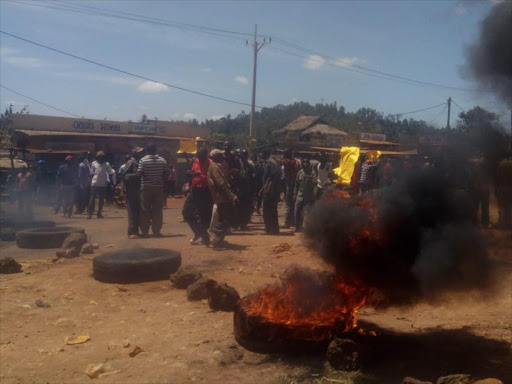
top-left (210, 149), bottom-right (223, 157)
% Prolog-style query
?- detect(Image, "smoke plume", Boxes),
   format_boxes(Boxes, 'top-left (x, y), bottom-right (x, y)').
top-left (466, 1), bottom-right (512, 106)
top-left (304, 170), bottom-right (490, 306)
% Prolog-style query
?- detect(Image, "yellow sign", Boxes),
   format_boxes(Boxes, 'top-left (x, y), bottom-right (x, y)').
top-left (365, 150), bottom-right (382, 161)
top-left (333, 146), bottom-right (360, 185)
top-left (177, 137), bottom-right (200, 154)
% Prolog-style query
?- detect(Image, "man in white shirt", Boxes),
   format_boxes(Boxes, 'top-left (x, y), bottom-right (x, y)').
top-left (88, 151), bottom-right (116, 219)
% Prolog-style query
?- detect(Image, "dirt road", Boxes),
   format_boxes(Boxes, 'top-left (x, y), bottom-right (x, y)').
top-left (1, 199), bottom-right (511, 384)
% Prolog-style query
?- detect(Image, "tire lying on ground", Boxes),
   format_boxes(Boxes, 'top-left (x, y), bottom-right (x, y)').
top-left (93, 248), bottom-right (181, 284)
top-left (16, 226), bottom-right (85, 249)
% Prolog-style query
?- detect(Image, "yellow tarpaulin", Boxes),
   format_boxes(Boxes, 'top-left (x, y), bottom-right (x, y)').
top-left (333, 146), bottom-right (360, 185)
top-left (177, 137), bottom-right (200, 154)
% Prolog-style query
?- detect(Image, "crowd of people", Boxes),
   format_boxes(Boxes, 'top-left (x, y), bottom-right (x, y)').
top-left (5, 141), bottom-right (512, 243)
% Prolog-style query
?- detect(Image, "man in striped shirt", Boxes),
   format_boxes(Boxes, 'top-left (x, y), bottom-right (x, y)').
top-left (137, 143), bottom-right (168, 237)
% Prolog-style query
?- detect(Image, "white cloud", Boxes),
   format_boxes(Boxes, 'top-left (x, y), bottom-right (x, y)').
top-left (137, 81), bottom-right (169, 93)
top-left (172, 113), bottom-right (197, 120)
top-left (291, 98), bottom-right (298, 103)
top-left (210, 115), bottom-right (225, 121)
top-left (0, 47), bottom-right (20, 56)
top-left (454, 2), bottom-right (467, 15)
top-left (234, 75), bottom-right (249, 85)
top-left (335, 57), bottom-right (361, 67)
top-left (107, 76), bottom-right (141, 86)
top-left (303, 54), bottom-right (325, 70)
top-left (201, 67), bottom-right (213, 73)
top-left (2, 56), bottom-right (43, 68)
top-left (182, 113), bottom-right (196, 120)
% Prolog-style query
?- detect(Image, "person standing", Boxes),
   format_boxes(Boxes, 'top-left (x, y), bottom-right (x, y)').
top-left (254, 154), bottom-right (265, 215)
top-left (168, 165), bottom-right (177, 197)
top-left (183, 147), bottom-right (213, 245)
top-left (495, 157), bottom-right (512, 229)
top-left (76, 156), bottom-right (91, 214)
top-left (207, 149), bottom-right (238, 246)
top-left (88, 151), bottom-right (116, 219)
top-left (359, 158), bottom-right (379, 193)
top-left (137, 143), bottom-right (168, 237)
top-left (281, 148), bottom-right (300, 228)
top-left (261, 148), bottom-right (281, 235)
top-left (16, 167), bottom-right (34, 218)
top-left (238, 149), bottom-right (255, 230)
top-left (57, 156), bottom-right (76, 218)
top-left (121, 147), bottom-right (144, 238)
top-left (315, 153), bottom-right (332, 200)
top-left (294, 158), bottom-right (317, 232)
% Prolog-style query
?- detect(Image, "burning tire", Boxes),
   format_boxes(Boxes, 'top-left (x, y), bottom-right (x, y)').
top-left (92, 248), bottom-right (181, 284)
top-left (16, 226), bottom-right (85, 249)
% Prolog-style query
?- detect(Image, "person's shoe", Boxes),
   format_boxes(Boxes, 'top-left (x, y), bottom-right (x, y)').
top-left (128, 234), bottom-right (138, 239)
top-left (190, 235), bottom-right (201, 245)
top-left (199, 237), bottom-right (210, 246)
top-left (97, 214), bottom-right (104, 219)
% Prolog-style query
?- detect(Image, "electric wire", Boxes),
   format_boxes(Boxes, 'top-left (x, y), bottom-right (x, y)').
top-left (451, 99), bottom-right (466, 113)
top-left (0, 84), bottom-right (82, 117)
top-left (0, 30), bottom-right (263, 108)
top-left (393, 102), bottom-right (446, 117)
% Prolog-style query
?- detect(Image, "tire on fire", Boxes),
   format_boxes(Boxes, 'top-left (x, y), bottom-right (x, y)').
top-left (16, 226), bottom-right (85, 249)
top-left (93, 248), bottom-right (181, 284)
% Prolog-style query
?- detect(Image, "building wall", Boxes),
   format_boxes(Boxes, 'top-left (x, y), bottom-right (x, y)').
top-left (11, 114), bottom-right (208, 138)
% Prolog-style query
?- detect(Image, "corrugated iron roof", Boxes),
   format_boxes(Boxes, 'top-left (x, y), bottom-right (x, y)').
top-left (301, 124), bottom-right (348, 136)
top-left (15, 129), bottom-right (200, 141)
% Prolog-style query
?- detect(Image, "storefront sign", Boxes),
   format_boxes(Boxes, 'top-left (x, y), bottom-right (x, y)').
top-left (130, 124), bottom-right (156, 135)
top-left (360, 132), bottom-right (386, 141)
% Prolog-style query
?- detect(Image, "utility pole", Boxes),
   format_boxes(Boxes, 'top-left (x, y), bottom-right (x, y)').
top-left (248, 24), bottom-right (270, 137)
top-left (446, 97), bottom-right (452, 130)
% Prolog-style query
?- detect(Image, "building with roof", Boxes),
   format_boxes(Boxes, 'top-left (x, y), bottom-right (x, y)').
top-left (273, 115), bottom-right (348, 149)
top-left (9, 114), bottom-right (208, 170)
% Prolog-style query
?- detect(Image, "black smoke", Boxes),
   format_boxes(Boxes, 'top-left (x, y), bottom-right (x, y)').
top-left (304, 169), bottom-right (490, 306)
top-left (466, 1), bottom-right (512, 106)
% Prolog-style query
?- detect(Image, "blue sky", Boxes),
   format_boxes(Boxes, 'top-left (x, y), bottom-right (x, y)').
top-left (0, 0), bottom-right (509, 127)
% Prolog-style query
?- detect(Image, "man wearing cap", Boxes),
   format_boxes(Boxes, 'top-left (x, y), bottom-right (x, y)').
top-left (121, 147), bottom-right (144, 238)
top-left (207, 149), bottom-right (238, 246)
top-left (88, 151), bottom-right (116, 219)
top-left (137, 143), bottom-right (168, 237)
top-left (57, 156), bottom-right (76, 218)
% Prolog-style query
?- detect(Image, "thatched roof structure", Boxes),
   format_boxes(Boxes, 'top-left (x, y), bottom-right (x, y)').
top-left (302, 124), bottom-right (347, 136)
top-left (274, 115), bottom-right (347, 136)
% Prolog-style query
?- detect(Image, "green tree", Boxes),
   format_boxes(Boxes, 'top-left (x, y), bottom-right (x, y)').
top-left (0, 104), bottom-right (29, 168)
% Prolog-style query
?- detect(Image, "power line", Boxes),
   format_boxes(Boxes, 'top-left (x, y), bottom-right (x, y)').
top-left (271, 37), bottom-right (480, 93)
top-left (8, 0), bottom-right (481, 93)
top-left (393, 102), bottom-right (446, 117)
top-left (0, 30), bottom-right (263, 108)
top-left (0, 84), bottom-right (81, 117)
top-left (451, 99), bottom-right (466, 113)
top-left (427, 104), bottom-right (448, 126)
top-left (7, 0), bottom-right (248, 42)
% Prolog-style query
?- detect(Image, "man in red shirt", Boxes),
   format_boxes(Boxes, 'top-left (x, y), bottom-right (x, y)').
top-left (182, 147), bottom-right (213, 245)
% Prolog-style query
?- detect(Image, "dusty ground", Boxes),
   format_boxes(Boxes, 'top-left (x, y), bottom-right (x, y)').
top-left (0, 197), bottom-right (511, 384)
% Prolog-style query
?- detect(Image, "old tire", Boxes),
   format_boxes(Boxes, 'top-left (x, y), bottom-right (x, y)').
top-left (93, 248), bottom-right (181, 284)
top-left (16, 226), bottom-right (85, 249)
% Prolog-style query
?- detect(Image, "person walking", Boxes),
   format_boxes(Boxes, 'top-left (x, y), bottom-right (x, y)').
top-left (88, 151), bottom-right (116, 219)
top-left (238, 149), bottom-right (256, 230)
top-left (76, 156), bottom-right (91, 214)
top-left (16, 167), bottom-right (34, 218)
top-left (183, 147), bottom-right (213, 245)
top-left (294, 158), bottom-right (317, 232)
top-left (137, 143), bottom-right (168, 237)
top-left (57, 156), bottom-right (76, 218)
top-left (121, 147), bottom-right (144, 238)
top-left (281, 148), bottom-right (300, 229)
top-left (208, 149), bottom-right (238, 246)
top-left (261, 148), bottom-right (281, 235)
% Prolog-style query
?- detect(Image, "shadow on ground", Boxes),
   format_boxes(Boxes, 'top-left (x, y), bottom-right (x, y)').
top-left (243, 323), bottom-right (512, 384)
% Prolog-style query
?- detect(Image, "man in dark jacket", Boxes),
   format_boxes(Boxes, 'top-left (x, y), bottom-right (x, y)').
top-left (121, 147), bottom-right (144, 238)
top-left (261, 148), bottom-right (281, 234)
top-left (57, 155), bottom-right (76, 218)
top-left (208, 149), bottom-right (238, 246)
